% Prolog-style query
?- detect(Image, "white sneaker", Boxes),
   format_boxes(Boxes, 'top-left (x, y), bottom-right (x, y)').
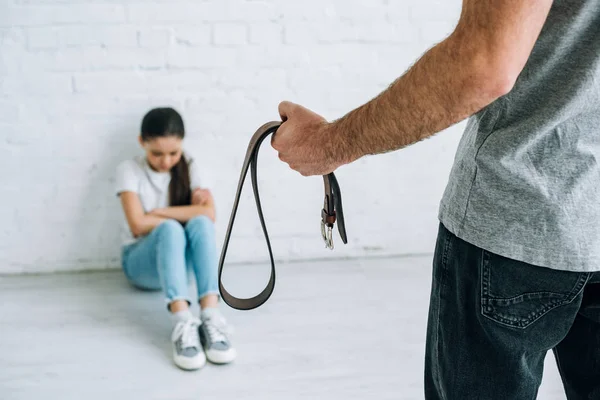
top-left (171, 318), bottom-right (206, 370)
top-left (199, 311), bottom-right (237, 364)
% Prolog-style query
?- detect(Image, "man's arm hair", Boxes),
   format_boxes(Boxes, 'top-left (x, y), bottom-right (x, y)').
top-left (330, 0), bottom-right (554, 163)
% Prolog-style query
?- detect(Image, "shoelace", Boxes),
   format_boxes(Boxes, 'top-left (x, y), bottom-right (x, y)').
top-left (203, 317), bottom-right (228, 344)
top-left (175, 318), bottom-right (200, 349)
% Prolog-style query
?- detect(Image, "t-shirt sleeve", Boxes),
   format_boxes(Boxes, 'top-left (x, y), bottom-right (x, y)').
top-left (189, 158), bottom-right (211, 190)
top-left (115, 160), bottom-right (140, 196)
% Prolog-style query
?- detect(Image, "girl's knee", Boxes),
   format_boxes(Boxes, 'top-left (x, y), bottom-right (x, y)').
top-left (155, 219), bottom-right (186, 242)
top-left (186, 215), bottom-right (214, 233)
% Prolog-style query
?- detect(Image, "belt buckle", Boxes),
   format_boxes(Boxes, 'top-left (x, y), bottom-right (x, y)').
top-left (321, 207), bottom-right (336, 250)
top-left (321, 220), bottom-right (334, 249)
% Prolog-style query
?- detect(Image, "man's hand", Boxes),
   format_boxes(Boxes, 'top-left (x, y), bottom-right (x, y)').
top-left (192, 188), bottom-right (213, 206)
top-left (271, 101), bottom-right (351, 177)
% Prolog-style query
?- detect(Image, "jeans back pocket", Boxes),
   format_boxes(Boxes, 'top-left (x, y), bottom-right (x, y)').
top-left (481, 250), bottom-right (589, 329)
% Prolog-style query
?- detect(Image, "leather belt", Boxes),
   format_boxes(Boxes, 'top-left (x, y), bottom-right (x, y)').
top-left (218, 121), bottom-right (348, 310)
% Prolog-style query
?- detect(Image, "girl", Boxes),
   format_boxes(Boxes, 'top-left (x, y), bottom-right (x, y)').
top-left (115, 107), bottom-right (235, 370)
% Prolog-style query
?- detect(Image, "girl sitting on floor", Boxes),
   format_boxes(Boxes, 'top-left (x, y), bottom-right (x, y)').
top-left (115, 107), bottom-right (235, 370)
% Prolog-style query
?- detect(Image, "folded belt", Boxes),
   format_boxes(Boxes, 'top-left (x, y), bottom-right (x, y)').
top-left (217, 121), bottom-right (348, 310)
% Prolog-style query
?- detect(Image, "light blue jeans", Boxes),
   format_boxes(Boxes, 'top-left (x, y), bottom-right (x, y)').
top-left (121, 216), bottom-right (219, 308)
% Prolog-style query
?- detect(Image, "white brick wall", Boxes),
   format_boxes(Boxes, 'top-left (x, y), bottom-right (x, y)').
top-left (0, 0), bottom-right (463, 274)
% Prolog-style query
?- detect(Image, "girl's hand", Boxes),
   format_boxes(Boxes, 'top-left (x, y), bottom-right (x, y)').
top-left (192, 188), bottom-right (213, 206)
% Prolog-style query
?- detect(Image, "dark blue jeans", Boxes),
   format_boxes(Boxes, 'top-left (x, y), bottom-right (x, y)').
top-left (425, 223), bottom-right (600, 399)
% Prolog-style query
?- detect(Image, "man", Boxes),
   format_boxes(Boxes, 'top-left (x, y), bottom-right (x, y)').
top-left (271, 1), bottom-right (600, 398)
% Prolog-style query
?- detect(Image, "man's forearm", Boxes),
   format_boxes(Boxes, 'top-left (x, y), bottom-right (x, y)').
top-left (330, 34), bottom-right (510, 163)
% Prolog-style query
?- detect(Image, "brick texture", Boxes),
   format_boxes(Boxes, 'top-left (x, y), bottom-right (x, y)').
top-left (1, 0), bottom-right (463, 274)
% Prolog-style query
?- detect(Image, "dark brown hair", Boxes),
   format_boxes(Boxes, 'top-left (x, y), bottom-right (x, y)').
top-left (140, 107), bottom-right (191, 207)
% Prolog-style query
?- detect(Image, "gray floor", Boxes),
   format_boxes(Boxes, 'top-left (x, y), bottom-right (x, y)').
top-left (1, 256), bottom-right (566, 400)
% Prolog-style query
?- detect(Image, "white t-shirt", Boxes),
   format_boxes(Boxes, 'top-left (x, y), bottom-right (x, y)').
top-left (115, 154), bottom-right (209, 246)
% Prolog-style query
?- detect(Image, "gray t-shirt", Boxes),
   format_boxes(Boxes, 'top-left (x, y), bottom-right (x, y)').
top-left (439, 0), bottom-right (600, 272)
